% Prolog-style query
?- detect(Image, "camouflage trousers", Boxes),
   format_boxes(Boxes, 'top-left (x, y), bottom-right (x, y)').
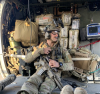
top-left (19, 73), bottom-right (56, 94)
top-left (60, 85), bottom-right (88, 94)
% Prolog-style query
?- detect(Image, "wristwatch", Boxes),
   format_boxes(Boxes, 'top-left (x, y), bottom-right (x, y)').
top-left (59, 62), bottom-right (63, 67)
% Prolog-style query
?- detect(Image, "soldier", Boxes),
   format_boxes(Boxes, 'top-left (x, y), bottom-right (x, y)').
top-left (17, 26), bottom-right (87, 94)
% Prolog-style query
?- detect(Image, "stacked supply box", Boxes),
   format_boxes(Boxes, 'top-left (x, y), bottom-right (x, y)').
top-left (35, 14), bottom-right (54, 43)
top-left (35, 14), bottom-right (54, 25)
top-left (69, 30), bottom-right (79, 48)
top-left (60, 26), bottom-right (69, 48)
top-left (60, 12), bottom-right (72, 48)
top-left (69, 14), bottom-right (80, 49)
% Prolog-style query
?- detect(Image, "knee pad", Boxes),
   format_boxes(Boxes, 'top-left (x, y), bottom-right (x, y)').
top-left (20, 82), bottom-right (38, 94)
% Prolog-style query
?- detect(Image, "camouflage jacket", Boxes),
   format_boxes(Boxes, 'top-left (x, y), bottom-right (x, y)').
top-left (23, 42), bottom-right (74, 71)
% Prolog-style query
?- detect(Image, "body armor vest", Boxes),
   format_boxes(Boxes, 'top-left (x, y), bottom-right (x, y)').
top-left (36, 42), bottom-right (63, 63)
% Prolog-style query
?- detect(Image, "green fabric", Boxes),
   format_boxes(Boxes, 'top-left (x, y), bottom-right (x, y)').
top-left (20, 73), bottom-right (56, 94)
top-left (24, 48), bottom-right (44, 63)
top-left (19, 42), bottom-right (74, 94)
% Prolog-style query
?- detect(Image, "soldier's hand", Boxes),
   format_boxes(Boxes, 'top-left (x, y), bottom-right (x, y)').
top-left (43, 47), bottom-right (51, 54)
top-left (49, 59), bottom-right (60, 68)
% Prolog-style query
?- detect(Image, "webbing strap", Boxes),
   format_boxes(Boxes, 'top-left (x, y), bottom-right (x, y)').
top-left (27, 0), bottom-right (32, 47)
top-left (89, 67), bottom-right (100, 74)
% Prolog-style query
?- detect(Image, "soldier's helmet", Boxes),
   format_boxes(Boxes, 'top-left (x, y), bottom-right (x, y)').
top-left (45, 25), bottom-right (60, 39)
top-left (46, 25), bottom-right (60, 32)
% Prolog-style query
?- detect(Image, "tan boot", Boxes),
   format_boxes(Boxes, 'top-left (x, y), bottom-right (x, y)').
top-left (74, 87), bottom-right (88, 94)
top-left (60, 85), bottom-right (74, 94)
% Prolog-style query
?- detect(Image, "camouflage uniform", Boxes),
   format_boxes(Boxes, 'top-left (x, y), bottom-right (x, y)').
top-left (60, 85), bottom-right (87, 94)
top-left (17, 41), bottom-right (74, 94)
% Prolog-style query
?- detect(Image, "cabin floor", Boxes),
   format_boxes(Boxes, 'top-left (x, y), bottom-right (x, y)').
top-left (0, 74), bottom-right (100, 94)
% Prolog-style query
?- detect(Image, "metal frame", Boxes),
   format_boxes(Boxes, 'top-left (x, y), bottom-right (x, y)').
top-left (0, 0), bottom-right (9, 78)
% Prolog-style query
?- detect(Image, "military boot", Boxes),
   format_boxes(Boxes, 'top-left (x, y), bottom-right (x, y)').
top-left (74, 87), bottom-right (87, 94)
top-left (60, 85), bottom-right (74, 94)
top-left (17, 90), bottom-right (29, 94)
top-left (20, 92), bottom-right (28, 94)
top-left (0, 74), bottom-right (16, 91)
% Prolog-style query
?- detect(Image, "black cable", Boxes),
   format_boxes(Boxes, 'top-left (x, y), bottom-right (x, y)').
top-left (27, 0), bottom-right (32, 47)
top-left (28, 0), bottom-right (31, 19)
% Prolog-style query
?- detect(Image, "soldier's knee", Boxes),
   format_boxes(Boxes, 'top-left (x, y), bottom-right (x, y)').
top-left (28, 74), bottom-right (43, 88)
top-left (20, 81), bottom-right (38, 94)
top-left (60, 85), bottom-right (73, 94)
top-left (62, 85), bottom-right (73, 91)
top-left (74, 87), bottom-right (87, 94)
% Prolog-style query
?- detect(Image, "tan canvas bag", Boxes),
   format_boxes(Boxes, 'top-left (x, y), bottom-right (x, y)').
top-left (70, 48), bottom-right (98, 72)
top-left (14, 19), bottom-right (38, 46)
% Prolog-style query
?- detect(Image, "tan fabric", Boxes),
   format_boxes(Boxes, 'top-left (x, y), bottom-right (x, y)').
top-left (73, 59), bottom-right (97, 72)
top-left (69, 48), bottom-right (98, 80)
top-left (61, 48), bottom-right (74, 71)
top-left (60, 26), bottom-right (69, 38)
top-left (60, 38), bottom-right (68, 48)
top-left (23, 42), bottom-right (74, 71)
top-left (90, 60), bottom-right (97, 72)
top-left (19, 42), bottom-right (74, 94)
top-left (60, 85), bottom-right (73, 94)
top-left (39, 77), bottom-right (56, 94)
top-left (61, 12), bottom-right (72, 25)
top-left (24, 47), bottom-right (44, 63)
top-left (72, 19), bottom-right (80, 30)
top-left (69, 30), bottom-right (79, 49)
top-left (60, 85), bottom-right (87, 94)
top-left (14, 19), bottom-right (38, 46)
top-left (70, 48), bottom-right (98, 72)
top-left (39, 26), bottom-right (46, 36)
top-left (21, 42), bottom-right (37, 47)
top-left (61, 62), bottom-right (74, 71)
top-left (20, 73), bottom-right (56, 94)
top-left (20, 73), bottom-right (43, 94)
top-left (35, 14), bottom-right (54, 25)
top-left (74, 87), bottom-right (88, 94)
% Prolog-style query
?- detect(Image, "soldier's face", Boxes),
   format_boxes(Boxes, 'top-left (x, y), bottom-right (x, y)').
top-left (50, 31), bottom-right (59, 42)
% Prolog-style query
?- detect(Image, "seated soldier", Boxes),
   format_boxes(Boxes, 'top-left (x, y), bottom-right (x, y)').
top-left (17, 26), bottom-right (87, 94)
